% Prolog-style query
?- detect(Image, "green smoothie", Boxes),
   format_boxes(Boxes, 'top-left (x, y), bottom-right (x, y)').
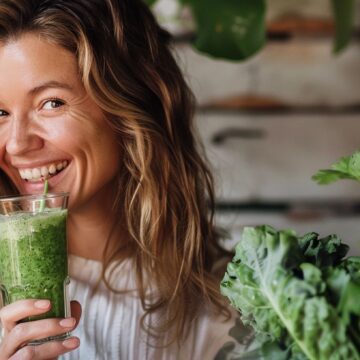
top-left (0, 209), bottom-right (68, 321)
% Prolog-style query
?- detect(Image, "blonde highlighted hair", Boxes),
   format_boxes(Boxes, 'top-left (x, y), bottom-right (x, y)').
top-left (0, 0), bottom-right (230, 343)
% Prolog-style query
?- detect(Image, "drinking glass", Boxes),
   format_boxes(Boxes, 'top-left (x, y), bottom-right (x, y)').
top-left (0, 193), bottom-right (70, 344)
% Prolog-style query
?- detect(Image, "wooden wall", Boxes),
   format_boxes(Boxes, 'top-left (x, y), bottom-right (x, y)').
top-left (153, 0), bottom-right (360, 253)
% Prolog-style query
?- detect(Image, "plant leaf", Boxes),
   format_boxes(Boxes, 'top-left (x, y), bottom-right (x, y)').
top-left (188, 0), bottom-right (266, 61)
top-left (349, 151), bottom-right (360, 178)
top-left (325, 264), bottom-right (360, 351)
top-left (342, 257), bottom-right (360, 281)
top-left (261, 341), bottom-right (290, 360)
top-left (143, 0), bottom-right (158, 7)
top-left (221, 226), bottom-right (360, 360)
top-left (312, 150), bottom-right (360, 185)
top-left (312, 169), bottom-right (356, 185)
top-left (331, 0), bottom-right (356, 53)
top-left (299, 233), bottom-right (349, 267)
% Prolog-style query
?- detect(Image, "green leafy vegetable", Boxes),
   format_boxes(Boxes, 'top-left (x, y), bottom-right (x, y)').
top-left (221, 225), bottom-right (360, 360)
top-left (145, 0), bottom-right (356, 61)
top-left (184, 0), bottom-right (266, 61)
top-left (331, 0), bottom-right (356, 53)
top-left (312, 150), bottom-right (360, 185)
top-left (143, 0), bottom-right (158, 7)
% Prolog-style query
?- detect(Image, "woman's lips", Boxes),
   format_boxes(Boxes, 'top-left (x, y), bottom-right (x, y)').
top-left (19, 162), bottom-right (71, 194)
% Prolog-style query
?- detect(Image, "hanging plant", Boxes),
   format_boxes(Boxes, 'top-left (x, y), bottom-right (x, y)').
top-left (144, 0), bottom-right (356, 61)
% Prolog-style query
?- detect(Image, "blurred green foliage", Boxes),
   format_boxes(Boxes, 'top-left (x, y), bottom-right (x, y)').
top-left (145, 0), bottom-right (356, 61)
top-left (332, 0), bottom-right (356, 53)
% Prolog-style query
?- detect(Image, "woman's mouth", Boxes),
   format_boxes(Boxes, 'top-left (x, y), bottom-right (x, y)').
top-left (18, 161), bottom-right (69, 182)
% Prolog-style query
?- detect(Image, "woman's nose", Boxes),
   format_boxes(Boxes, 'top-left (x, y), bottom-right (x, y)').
top-left (5, 115), bottom-right (44, 155)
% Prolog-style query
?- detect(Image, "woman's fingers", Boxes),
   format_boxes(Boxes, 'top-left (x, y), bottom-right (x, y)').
top-left (0, 299), bottom-right (81, 359)
top-left (8, 337), bottom-right (80, 360)
top-left (0, 300), bottom-right (51, 333)
top-left (2, 317), bottom-right (77, 359)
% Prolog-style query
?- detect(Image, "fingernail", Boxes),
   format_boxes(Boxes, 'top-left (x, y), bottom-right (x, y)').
top-left (34, 300), bottom-right (50, 309)
top-left (59, 317), bottom-right (76, 328)
top-left (63, 337), bottom-right (80, 349)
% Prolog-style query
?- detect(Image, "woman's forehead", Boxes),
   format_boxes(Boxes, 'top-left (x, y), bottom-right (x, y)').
top-left (0, 33), bottom-right (81, 95)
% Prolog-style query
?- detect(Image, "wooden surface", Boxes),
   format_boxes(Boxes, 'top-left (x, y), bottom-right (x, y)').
top-left (152, 1), bottom-right (360, 247)
top-left (196, 112), bottom-right (360, 202)
top-left (175, 40), bottom-right (360, 108)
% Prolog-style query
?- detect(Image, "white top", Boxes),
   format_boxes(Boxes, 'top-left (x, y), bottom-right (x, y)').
top-left (59, 255), bottom-right (247, 360)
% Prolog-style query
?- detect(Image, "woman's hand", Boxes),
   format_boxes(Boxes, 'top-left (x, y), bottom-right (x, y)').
top-left (0, 300), bottom-right (81, 360)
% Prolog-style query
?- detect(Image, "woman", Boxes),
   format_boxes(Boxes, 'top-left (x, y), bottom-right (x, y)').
top-left (0, 0), bottom-right (244, 358)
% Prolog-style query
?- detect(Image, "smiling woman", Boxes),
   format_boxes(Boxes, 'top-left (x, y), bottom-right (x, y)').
top-left (0, 1), bottom-right (244, 359)
top-left (0, 34), bottom-right (120, 210)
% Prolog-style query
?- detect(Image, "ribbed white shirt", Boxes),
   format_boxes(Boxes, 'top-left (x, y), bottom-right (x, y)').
top-left (59, 255), bottom-right (243, 360)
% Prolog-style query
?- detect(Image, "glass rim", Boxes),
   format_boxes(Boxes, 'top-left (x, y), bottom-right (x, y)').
top-left (0, 192), bottom-right (69, 202)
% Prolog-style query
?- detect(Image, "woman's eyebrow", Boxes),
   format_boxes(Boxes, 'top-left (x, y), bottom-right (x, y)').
top-left (28, 80), bottom-right (73, 95)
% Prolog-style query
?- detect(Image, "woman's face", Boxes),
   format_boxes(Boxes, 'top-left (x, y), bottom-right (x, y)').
top-left (0, 33), bottom-right (121, 210)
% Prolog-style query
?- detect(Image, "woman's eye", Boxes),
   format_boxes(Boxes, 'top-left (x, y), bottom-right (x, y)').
top-left (42, 99), bottom-right (65, 110)
top-left (0, 109), bottom-right (9, 116)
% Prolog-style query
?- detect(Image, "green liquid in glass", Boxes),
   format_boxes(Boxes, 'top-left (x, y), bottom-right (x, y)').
top-left (0, 209), bottom-right (68, 323)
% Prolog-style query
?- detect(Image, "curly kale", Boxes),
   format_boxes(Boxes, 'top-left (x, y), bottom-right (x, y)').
top-left (221, 226), bottom-right (360, 360)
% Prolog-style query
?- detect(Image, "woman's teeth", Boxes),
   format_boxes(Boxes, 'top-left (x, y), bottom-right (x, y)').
top-left (19, 161), bottom-right (68, 182)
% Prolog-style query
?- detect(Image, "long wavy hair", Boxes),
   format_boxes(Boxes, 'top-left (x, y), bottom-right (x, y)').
top-left (0, 0), bottom-right (230, 343)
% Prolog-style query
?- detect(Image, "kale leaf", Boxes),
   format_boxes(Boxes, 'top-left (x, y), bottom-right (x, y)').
top-left (220, 225), bottom-right (360, 360)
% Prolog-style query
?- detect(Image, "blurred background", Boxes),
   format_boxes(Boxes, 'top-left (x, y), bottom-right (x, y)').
top-left (150, 0), bottom-right (360, 254)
